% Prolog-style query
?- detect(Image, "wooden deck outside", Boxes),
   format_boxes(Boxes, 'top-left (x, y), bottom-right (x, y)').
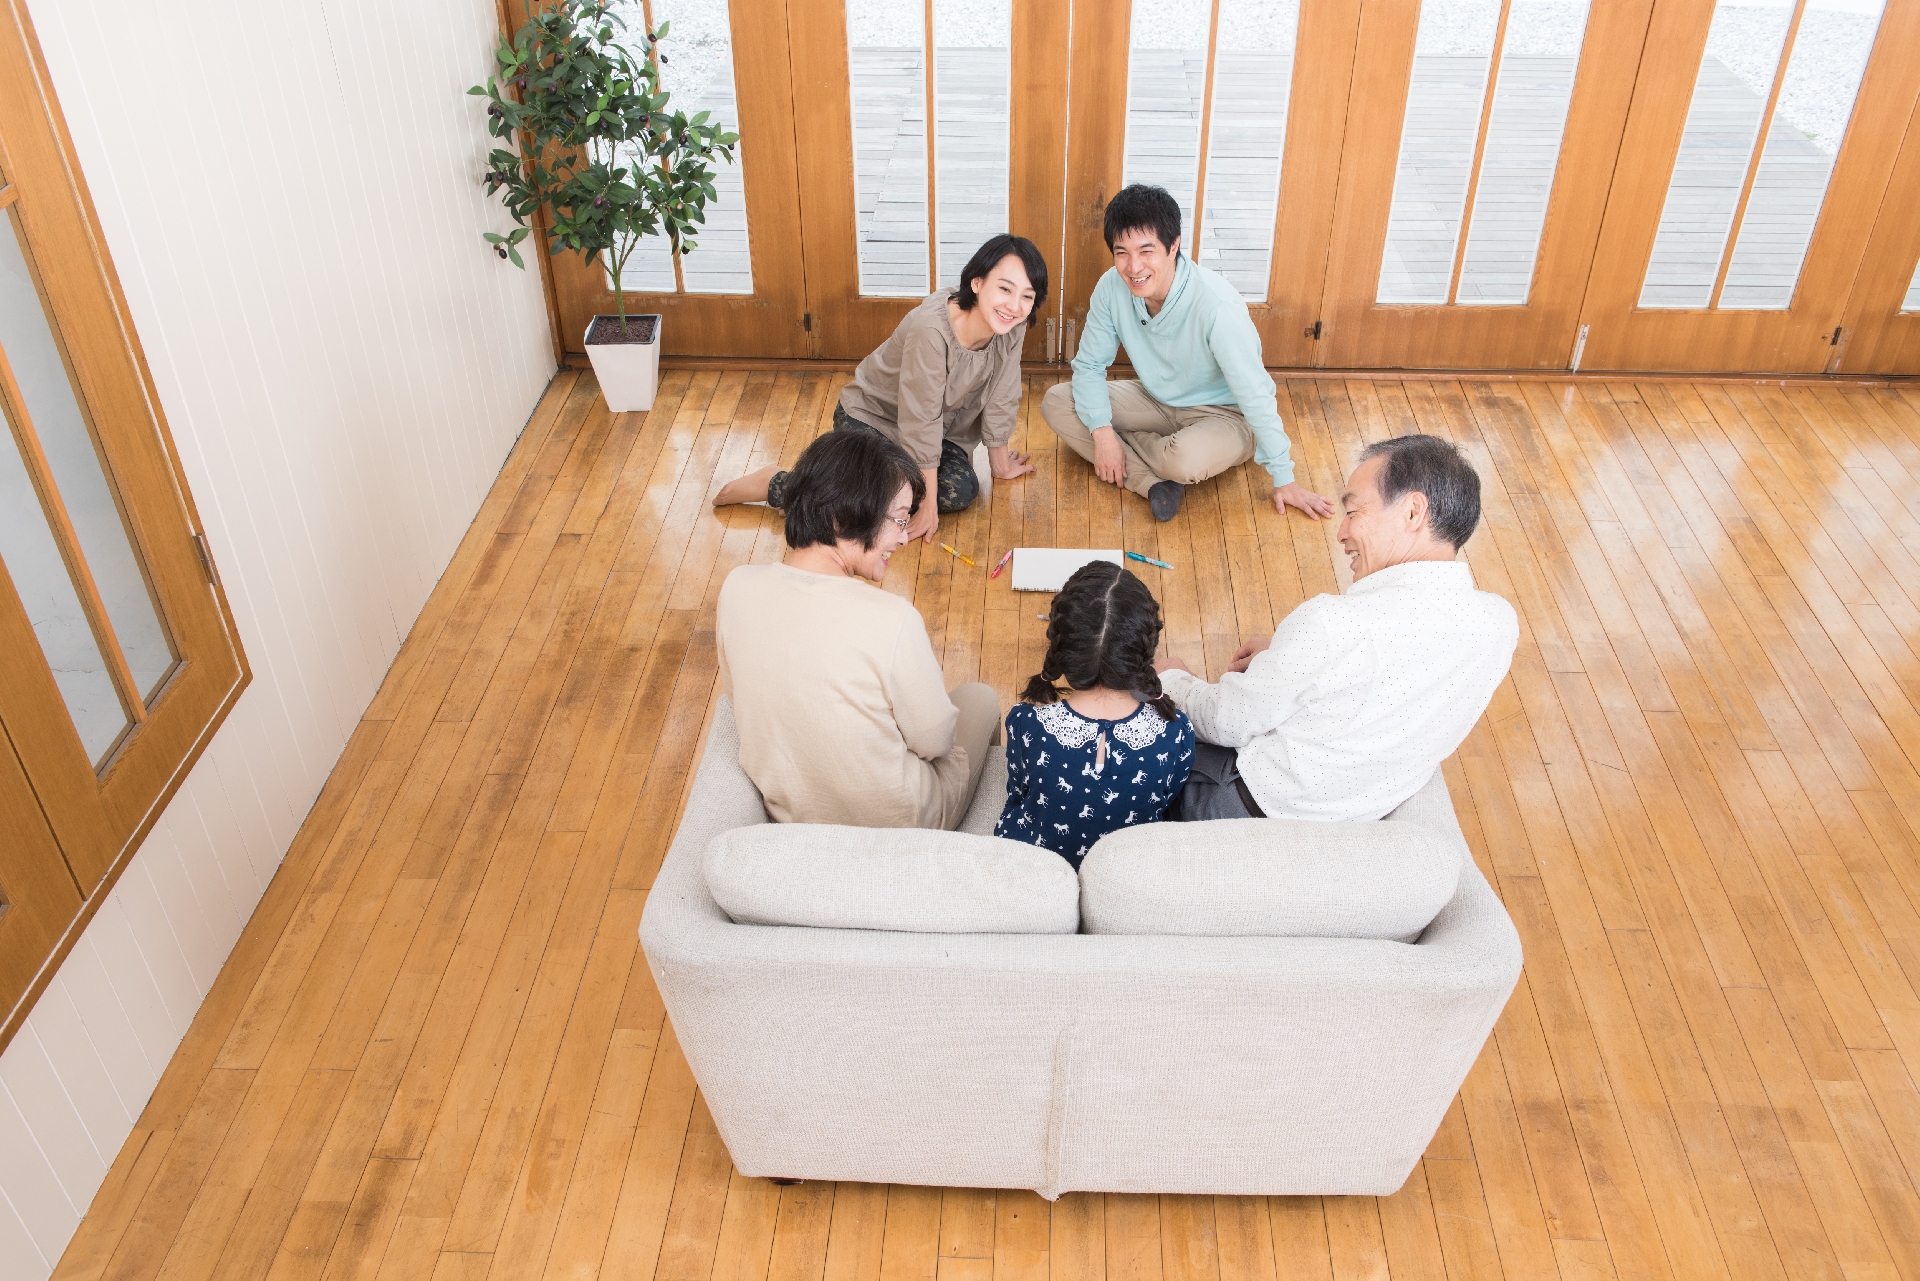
top-left (53, 366), bottom-right (1920, 1281)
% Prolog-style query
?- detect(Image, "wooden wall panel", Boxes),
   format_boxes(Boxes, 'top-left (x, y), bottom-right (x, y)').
top-left (0, 0), bottom-right (555, 1273)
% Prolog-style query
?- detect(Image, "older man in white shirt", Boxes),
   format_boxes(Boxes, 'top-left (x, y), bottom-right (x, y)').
top-left (1155, 434), bottom-right (1518, 822)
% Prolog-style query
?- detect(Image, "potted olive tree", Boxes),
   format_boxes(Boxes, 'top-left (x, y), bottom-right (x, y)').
top-left (473, 0), bottom-right (738, 411)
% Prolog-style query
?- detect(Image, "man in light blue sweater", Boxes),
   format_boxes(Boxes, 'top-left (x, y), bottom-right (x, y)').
top-left (1042, 185), bottom-right (1332, 522)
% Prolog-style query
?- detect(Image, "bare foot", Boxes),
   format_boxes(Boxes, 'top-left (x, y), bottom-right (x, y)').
top-left (713, 464), bottom-right (776, 507)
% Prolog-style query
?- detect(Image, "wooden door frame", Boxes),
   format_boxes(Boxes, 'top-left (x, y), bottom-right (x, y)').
top-left (1577, 0), bottom-right (1920, 373)
top-left (1313, 0), bottom-right (1654, 371)
top-left (546, 0), bottom-right (810, 357)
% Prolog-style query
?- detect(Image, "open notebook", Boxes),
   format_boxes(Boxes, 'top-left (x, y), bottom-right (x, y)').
top-left (1009, 548), bottom-right (1124, 592)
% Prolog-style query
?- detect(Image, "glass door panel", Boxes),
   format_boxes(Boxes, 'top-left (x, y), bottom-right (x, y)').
top-left (2, 212), bottom-right (175, 715)
top-left (548, 0), bottom-right (806, 356)
top-left (934, 0), bottom-right (1012, 285)
top-left (0, 0), bottom-right (248, 913)
top-left (1580, 0), bottom-right (1918, 371)
top-left (1120, 0), bottom-right (1211, 240)
top-left (611, 0), bottom-right (755, 295)
top-left (1638, 0), bottom-right (1886, 311)
top-left (0, 422), bottom-right (129, 764)
top-left (797, 0), bottom-right (1040, 360)
top-left (1455, 0), bottom-right (1593, 304)
top-left (847, 0), bottom-right (930, 296)
top-left (1375, 2), bottom-right (1504, 305)
top-left (1197, 0), bottom-right (1301, 302)
top-left (1317, 0), bottom-right (1649, 369)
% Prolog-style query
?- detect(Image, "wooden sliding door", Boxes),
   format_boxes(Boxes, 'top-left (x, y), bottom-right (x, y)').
top-left (546, 0), bottom-right (810, 356)
top-left (788, 0), bottom-right (1073, 361)
top-left (1314, 0), bottom-right (1653, 369)
top-left (1576, 0), bottom-right (1920, 373)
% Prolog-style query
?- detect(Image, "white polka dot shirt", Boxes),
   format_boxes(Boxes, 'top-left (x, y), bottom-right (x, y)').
top-left (1160, 560), bottom-right (1519, 822)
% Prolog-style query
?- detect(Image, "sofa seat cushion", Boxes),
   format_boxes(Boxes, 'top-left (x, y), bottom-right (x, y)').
top-left (704, 823), bottom-right (1080, 934)
top-left (1078, 817), bottom-right (1462, 940)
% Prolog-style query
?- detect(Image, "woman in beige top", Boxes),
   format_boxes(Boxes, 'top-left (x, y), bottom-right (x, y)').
top-left (716, 429), bottom-right (1001, 829)
top-left (714, 234), bottom-right (1048, 547)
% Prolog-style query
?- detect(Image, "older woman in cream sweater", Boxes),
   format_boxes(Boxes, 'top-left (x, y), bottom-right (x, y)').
top-left (716, 430), bottom-right (1000, 829)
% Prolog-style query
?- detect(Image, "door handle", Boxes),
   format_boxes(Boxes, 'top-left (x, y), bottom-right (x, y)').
top-left (1065, 319), bottom-right (1078, 361)
top-left (1045, 317), bottom-right (1058, 362)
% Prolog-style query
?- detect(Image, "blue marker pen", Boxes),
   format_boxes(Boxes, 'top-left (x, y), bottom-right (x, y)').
top-left (1126, 551), bottom-right (1173, 570)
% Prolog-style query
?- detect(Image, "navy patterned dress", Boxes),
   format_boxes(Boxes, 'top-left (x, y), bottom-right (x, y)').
top-left (993, 700), bottom-right (1195, 867)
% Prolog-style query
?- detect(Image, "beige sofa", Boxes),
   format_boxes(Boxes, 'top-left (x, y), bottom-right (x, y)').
top-left (639, 698), bottom-right (1522, 1199)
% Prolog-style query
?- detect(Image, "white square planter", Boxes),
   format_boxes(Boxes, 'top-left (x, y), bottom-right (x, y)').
top-left (584, 313), bottom-right (662, 412)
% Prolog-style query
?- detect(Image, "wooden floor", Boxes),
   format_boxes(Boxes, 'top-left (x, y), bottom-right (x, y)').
top-left (54, 367), bottom-right (1920, 1281)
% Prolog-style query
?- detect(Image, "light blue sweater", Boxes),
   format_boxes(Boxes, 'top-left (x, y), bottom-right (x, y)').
top-left (1070, 255), bottom-right (1295, 487)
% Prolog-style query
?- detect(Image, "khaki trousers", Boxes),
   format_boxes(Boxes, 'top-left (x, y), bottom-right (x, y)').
top-left (943, 682), bottom-right (1003, 830)
top-left (1041, 380), bottom-right (1257, 499)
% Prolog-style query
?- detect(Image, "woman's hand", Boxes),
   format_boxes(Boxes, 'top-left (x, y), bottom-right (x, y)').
top-left (908, 466), bottom-right (941, 543)
top-left (989, 445), bottom-right (1035, 480)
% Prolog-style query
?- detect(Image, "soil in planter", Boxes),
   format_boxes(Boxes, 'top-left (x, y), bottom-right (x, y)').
top-left (588, 314), bottom-right (658, 345)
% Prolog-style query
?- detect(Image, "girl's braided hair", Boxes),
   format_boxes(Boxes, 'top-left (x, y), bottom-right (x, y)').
top-left (1021, 561), bottom-right (1177, 719)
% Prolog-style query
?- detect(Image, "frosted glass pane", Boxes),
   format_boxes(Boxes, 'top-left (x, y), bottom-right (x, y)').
top-left (1376, 1), bottom-right (1503, 304)
top-left (1721, 0), bottom-right (1887, 308)
top-left (933, 0), bottom-right (1011, 288)
top-left (1455, 0), bottom-right (1592, 305)
top-left (1121, 0), bottom-right (1213, 245)
top-left (848, 0), bottom-right (929, 296)
top-left (1196, 0), bottom-right (1299, 302)
top-left (0, 225), bottom-right (135, 763)
top-left (609, 0), bottom-right (753, 295)
top-left (2, 211), bottom-right (171, 734)
top-left (0, 419), bottom-right (126, 763)
top-left (1638, 1), bottom-right (1795, 308)
top-left (1905, 260), bottom-right (1920, 312)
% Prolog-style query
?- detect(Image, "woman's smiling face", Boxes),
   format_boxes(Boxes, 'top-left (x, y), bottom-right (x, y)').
top-left (970, 254), bottom-right (1037, 336)
top-left (842, 481), bottom-right (915, 582)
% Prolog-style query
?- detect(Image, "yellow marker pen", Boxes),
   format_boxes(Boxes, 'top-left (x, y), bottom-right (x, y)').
top-left (940, 543), bottom-right (976, 568)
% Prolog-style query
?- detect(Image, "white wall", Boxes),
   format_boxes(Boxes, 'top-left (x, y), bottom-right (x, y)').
top-left (0, 0), bottom-right (555, 1274)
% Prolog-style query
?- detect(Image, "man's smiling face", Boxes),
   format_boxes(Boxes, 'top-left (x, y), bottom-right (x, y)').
top-left (1111, 228), bottom-right (1179, 311)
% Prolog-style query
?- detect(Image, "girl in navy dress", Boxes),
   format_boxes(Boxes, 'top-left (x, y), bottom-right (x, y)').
top-left (995, 562), bottom-right (1194, 867)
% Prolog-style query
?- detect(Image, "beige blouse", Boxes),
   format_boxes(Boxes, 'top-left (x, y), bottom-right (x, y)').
top-left (838, 291), bottom-right (1026, 470)
top-left (716, 562), bottom-right (973, 829)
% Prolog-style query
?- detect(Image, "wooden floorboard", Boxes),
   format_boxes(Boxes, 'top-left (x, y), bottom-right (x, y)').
top-left (53, 367), bottom-right (1920, 1281)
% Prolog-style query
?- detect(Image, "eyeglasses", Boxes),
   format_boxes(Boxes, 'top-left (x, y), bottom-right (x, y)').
top-left (888, 514), bottom-right (910, 529)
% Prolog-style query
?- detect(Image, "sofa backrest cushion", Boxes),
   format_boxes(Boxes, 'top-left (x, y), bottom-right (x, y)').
top-left (1078, 816), bottom-right (1462, 940)
top-left (704, 823), bottom-right (1080, 934)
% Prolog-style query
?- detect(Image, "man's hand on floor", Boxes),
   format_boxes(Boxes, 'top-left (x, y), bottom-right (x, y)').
top-left (1091, 427), bottom-right (1128, 486)
top-left (1228, 636), bottom-right (1272, 674)
top-left (1273, 481), bottom-right (1335, 520)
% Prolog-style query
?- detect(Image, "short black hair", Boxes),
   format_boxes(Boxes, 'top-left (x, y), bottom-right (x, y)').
top-left (1021, 561), bottom-right (1178, 720)
top-left (1357, 435), bottom-right (1482, 549)
top-left (782, 429), bottom-right (925, 551)
top-left (956, 234), bottom-right (1049, 315)
top-left (1102, 184), bottom-right (1181, 253)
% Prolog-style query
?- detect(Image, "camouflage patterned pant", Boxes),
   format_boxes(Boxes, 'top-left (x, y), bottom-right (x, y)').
top-left (766, 405), bottom-right (980, 513)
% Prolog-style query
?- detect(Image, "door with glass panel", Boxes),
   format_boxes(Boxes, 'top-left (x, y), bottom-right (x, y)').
top-left (2, 0), bottom-right (246, 1040)
top-left (1094, 0), bottom-right (1362, 369)
top-left (790, 0), bottom-right (1070, 361)
top-left (1305, 0), bottom-right (1654, 369)
top-left (547, 0), bottom-right (809, 356)
top-left (1578, 0), bottom-right (1918, 373)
